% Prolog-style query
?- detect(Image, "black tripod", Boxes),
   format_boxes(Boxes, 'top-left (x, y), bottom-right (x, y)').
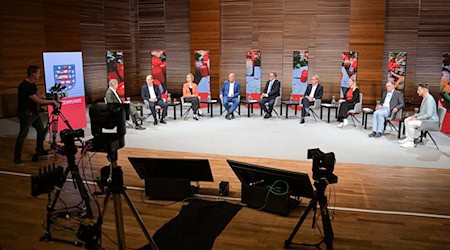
top-left (92, 150), bottom-right (158, 250)
top-left (44, 103), bottom-right (75, 148)
top-left (40, 130), bottom-right (93, 246)
top-left (285, 179), bottom-right (334, 250)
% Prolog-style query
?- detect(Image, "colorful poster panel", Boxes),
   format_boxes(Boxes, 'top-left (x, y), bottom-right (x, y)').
top-left (388, 52), bottom-right (407, 91)
top-left (246, 50), bottom-right (262, 102)
top-left (341, 51), bottom-right (358, 97)
top-left (151, 50), bottom-right (167, 93)
top-left (106, 51), bottom-right (125, 97)
top-left (43, 52), bottom-right (87, 130)
top-left (292, 51), bottom-right (309, 109)
top-left (440, 53), bottom-right (450, 133)
top-left (194, 50), bottom-right (210, 107)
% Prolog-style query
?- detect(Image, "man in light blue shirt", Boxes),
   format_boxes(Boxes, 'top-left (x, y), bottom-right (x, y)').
top-left (399, 83), bottom-right (438, 148)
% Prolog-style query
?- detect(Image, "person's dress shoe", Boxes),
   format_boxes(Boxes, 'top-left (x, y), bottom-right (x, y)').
top-left (135, 125), bottom-right (146, 130)
top-left (374, 132), bottom-right (383, 138)
top-left (398, 138), bottom-right (408, 144)
top-left (305, 112), bottom-right (311, 117)
top-left (225, 113), bottom-right (231, 120)
top-left (193, 115), bottom-right (199, 120)
top-left (264, 113), bottom-right (271, 119)
top-left (14, 159), bottom-right (24, 166)
top-left (231, 113), bottom-right (235, 119)
top-left (300, 118), bottom-right (305, 124)
top-left (154, 120), bottom-right (158, 125)
top-left (400, 141), bottom-right (415, 148)
top-left (368, 132), bottom-right (376, 137)
top-left (160, 119), bottom-right (166, 124)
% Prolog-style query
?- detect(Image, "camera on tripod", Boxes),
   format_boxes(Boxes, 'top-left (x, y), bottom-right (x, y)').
top-left (307, 148), bottom-right (338, 184)
top-left (46, 83), bottom-right (68, 103)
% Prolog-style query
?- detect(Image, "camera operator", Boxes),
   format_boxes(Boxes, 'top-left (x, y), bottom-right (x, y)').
top-left (14, 65), bottom-right (60, 166)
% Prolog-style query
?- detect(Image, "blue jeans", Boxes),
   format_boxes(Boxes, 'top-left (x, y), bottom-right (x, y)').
top-left (223, 96), bottom-right (239, 113)
top-left (372, 108), bottom-right (390, 133)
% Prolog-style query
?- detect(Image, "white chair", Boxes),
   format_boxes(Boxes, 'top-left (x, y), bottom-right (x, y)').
top-left (220, 95), bottom-right (241, 116)
top-left (347, 93), bottom-right (363, 126)
top-left (260, 87), bottom-right (282, 117)
top-left (300, 98), bottom-right (322, 122)
top-left (415, 106), bottom-right (447, 149)
top-left (181, 97), bottom-right (199, 119)
top-left (143, 100), bottom-right (161, 122)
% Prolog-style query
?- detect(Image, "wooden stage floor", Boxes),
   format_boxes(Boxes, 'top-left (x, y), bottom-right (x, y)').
top-left (1, 137), bottom-right (450, 249)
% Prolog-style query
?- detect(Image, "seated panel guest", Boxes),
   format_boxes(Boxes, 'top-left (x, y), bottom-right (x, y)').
top-left (399, 83), bottom-right (438, 148)
top-left (258, 71), bottom-right (281, 119)
top-left (182, 73), bottom-right (201, 120)
top-left (369, 81), bottom-right (405, 138)
top-left (337, 77), bottom-right (360, 128)
top-left (141, 74), bottom-right (169, 125)
top-left (220, 72), bottom-right (241, 120)
top-left (106, 79), bottom-right (145, 130)
top-left (300, 74), bottom-right (323, 124)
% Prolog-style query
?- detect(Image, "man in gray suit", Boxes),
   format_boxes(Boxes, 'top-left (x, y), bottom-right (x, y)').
top-left (369, 81), bottom-right (405, 138)
top-left (105, 79), bottom-right (145, 130)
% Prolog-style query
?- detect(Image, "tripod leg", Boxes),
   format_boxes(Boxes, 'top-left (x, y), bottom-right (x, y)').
top-left (113, 193), bottom-right (127, 250)
top-left (321, 207), bottom-right (334, 250)
top-left (285, 201), bottom-right (314, 248)
top-left (71, 168), bottom-right (94, 217)
top-left (122, 190), bottom-right (159, 250)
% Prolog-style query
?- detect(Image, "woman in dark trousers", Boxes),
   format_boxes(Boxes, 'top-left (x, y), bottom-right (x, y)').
top-left (337, 77), bottom-right (360, 128)
top-left (182, 73), bottom-right (201, 120)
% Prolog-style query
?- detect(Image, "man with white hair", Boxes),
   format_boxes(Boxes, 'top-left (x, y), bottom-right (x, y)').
top-left (105, 79), bottom-right (145, 130)
top-left (220, 73), bottom-right (241, 119)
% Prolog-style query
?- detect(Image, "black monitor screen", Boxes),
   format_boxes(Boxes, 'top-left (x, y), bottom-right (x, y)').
top-left (227, 159), bottom-right (314, 199)
top-left (128, 157), bottom-right (214, 182)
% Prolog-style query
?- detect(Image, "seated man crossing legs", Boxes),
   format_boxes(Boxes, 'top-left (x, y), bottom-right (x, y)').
top-left (300, 75), bottom-right (323, 124)
top-left (369, 81), bottom-right (404, 138)
top-left (258, 71), bottom-right (281, 119)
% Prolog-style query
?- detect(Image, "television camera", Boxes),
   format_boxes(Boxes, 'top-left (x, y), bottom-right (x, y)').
top-left (46, 83), bottom-right (68, 103)
top-left (285, 149), bottom-right (338, 250)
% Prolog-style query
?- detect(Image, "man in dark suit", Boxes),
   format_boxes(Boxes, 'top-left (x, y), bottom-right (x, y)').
top-left (220, 72), bottom-right (241, 120)
top-left (105, 79), bottom-right (145, 130)
top-left (141, 74), bottom-right (168, 125)
top-left (300, 75), bottom-right (324, 124)
top-left (369, 81), bottom-right (405, 138)
top-left (258, 71), bottom-right (281, 119)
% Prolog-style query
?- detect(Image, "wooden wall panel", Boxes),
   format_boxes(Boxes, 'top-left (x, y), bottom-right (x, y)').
top-left (314, 0), bottom-right (351, 99)
top-left (137, 0), bottom-right (165, 88)
top-left (252, 0), bottom-right (284, 95)
top-left (220, 0), bottom-right (252, 96)
top-left (414, 0), bottom-right (450, 102)
top-left (166, 0), bottom-right (190, 93)
top-left (349, 0), bottom-right (386, 104)
top-left (383, 0), bottom-right (420, 104)
top-left (190, 0), bottom-right (220, 96)
top-left (220, 0), bottom-right (350, 100)
top-left (80, 0), bottom-right (106, 103)
top-left (282, 0), bottom-right (316, 99)
top-left (0, 0), bottom-right (45, 117)
top-left (0, 0), bottom-right (82, 117)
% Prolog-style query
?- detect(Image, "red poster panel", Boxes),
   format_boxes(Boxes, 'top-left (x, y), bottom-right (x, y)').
top-left (106, 51), bottom-right (125, 97)
top-left (341, 51), bottom-right (358, 98)
top-left (388, 52), bottom-right (407, 92)
top-left (194, 50), bottom-right (210, 107)
top-left (292, 51), bottom-right (309, 110)
top-left (246, 50), bottom-right (262, 104)
top-left (440, 53), bottom-right (450, 133)
top-left (151, 50), bottom-right (167, 92)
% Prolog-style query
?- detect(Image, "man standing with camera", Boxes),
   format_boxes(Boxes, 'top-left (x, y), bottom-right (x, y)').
top-left (14, 66), bottom-right (59, 165)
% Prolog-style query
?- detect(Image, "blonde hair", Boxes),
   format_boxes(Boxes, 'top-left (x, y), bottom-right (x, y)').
top-left (187, 73), bottom-right (195, 82)
top-left (349, 77), bottom-right (357, 88)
